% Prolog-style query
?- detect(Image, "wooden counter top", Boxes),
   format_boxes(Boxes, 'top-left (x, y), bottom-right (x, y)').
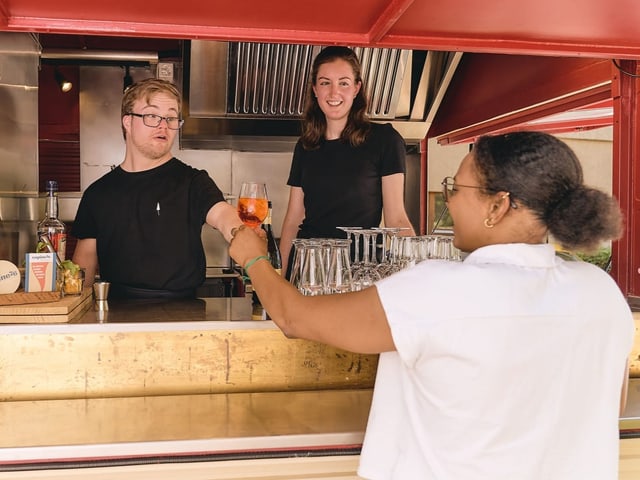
top-left (0, 295), bottom-right (379, 401)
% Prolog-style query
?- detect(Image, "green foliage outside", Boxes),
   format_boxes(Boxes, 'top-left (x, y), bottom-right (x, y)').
top-left (576, 247), bottom-right (612, 270)
top-left (432, 196), bottom-right (453, 232)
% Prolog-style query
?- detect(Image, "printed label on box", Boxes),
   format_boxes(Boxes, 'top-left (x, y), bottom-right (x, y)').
top-left (25, 253), bottom-right (57, 292)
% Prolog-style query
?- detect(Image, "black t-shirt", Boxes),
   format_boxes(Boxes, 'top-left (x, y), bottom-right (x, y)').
top-left (72, 158), bottom-right (225, 292)
top-left (287, 122), bottom-right (406, 238)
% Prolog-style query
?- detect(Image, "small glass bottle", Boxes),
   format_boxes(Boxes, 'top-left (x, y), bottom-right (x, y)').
top-left (38, 180), bottom-right (67, 261)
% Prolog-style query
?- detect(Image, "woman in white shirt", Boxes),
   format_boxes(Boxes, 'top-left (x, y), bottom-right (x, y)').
top-left (229, 131), bottom-right (635, 480)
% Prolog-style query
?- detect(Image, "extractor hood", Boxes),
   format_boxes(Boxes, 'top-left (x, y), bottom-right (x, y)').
top-left (180, 40), bottom-right (462, 149)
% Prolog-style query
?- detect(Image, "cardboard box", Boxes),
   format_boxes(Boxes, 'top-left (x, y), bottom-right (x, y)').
top-left (24, 253), bottom-right (57, 292)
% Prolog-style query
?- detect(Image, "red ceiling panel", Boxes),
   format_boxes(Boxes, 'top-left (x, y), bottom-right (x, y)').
top-left (430, 54), bottom-right (613, 143)
top-left (2, 0), bottom-right (640, 58)
top-left (390, 0), bottom-right (624, 40)
top-left (4, 0), bottom-right (384, 33)
top-left (0, 0), bottom-right (389, 44)
top-left (384, 0), bottom-right (640, 57)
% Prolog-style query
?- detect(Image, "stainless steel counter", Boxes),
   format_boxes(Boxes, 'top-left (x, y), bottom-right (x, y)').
top-left (0, 295), bottom-right (261, 334)
top-left (0, 388), bottom-right (372, 467)
top-left (1, 382), bottom-right (639, 470)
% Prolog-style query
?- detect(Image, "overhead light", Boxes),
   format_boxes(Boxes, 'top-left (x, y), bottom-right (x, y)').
top-left (54, 68), bottom-right (72, 93)
top-left (123, 66), bottom-right (133, 93)
top-left (42, 49), bottom-right (159, 64)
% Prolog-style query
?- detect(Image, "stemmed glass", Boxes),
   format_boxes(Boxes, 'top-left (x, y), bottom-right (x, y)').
top-left (374, 227), bottom-right (403, 277)
top-left (237, 182), bottom-right (268, 228)
top-left (352, 228), bottom-right (382, 290)
top-left (337, 226), bottom-right (363, 271)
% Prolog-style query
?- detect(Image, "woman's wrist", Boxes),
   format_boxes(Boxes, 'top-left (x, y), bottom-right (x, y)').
top-left (244, 255), bottom-right (270, 272)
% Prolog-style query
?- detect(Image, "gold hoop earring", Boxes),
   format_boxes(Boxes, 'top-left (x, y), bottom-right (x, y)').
top-left (484, 218), bottom-right (494, 229)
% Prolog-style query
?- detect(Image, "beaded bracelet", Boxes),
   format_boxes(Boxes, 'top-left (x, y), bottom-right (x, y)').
top-left (244, 255), bottom-right (270, 273)
top-left (230, 224), bottom-right (246, 239)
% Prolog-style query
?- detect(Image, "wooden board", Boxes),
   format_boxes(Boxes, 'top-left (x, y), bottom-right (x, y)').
top-left (0, 290), bottom-right (61, 306)
top-left (0, 287), bottom-right (92, 323)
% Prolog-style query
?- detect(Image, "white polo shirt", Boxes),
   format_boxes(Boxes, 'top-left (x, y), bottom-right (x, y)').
top-left (359, 243), bottom-right (635, 480)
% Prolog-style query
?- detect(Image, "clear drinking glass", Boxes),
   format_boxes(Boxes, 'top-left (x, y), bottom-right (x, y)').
top-left (396, 236), bottom-right (418, 269)
top-left (298, 240), bottom-right (326, 296)
top-left (320, 239), bottom-right (335, 277)
top-left (326, 239), bottom-right (354, 293)
top-left (425, 235), bottom-right (462, 261)
top-left (288, 238), bottom-right (306, 289)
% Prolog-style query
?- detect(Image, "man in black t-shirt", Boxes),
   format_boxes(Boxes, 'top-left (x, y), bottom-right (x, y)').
top-left (72, 78), bottom-right (243, 298)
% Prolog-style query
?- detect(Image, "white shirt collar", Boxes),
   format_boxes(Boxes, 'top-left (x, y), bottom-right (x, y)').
top-left (463, 243), bottom-right (558, 268)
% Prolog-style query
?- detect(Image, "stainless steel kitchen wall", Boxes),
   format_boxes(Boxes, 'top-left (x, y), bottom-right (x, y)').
top-left (2, 56), bottom-right (416, 269)
top-left (0, 32), bottom-right (39, 193)
top-left (0, 32), bottom-right (40, 264)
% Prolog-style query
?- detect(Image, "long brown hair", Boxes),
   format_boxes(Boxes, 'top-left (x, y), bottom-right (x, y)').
top-left (300, 46), bottom-right (370, 150)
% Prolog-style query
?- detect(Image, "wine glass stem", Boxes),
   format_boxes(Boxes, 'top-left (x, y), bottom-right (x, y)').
top-left (352, 232), bottom-right (361, 265)
top-left (362, 233), bottom-right (371, 265)
top-left (379, 232), bottom-right (387, 264)
top-left (389, 233), bottom-right (398, 265)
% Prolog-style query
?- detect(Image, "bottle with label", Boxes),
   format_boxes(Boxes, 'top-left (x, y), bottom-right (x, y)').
top-left (37, 180), bottom-right (67, 261)
top-left (251, 201), bottom-right (282, 320)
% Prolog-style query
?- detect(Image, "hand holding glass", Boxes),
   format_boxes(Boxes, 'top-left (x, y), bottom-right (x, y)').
top-left (238, 182), bottom-right (268, 228)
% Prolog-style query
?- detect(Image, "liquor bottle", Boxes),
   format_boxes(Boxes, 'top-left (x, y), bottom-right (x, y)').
top-left (37, 180), bottom-right (67, 261)
top-left (251, 201), bottom-right (281, 320)
top-left (263, 201), bottom-right (282, 275)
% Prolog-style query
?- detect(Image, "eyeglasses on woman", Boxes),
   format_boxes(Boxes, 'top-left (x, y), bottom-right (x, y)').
top-left (441, 176), bottom-right (517, 208)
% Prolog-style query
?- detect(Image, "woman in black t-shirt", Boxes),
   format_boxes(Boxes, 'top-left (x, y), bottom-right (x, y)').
top-left (280, 46), bottom-right (415, 277)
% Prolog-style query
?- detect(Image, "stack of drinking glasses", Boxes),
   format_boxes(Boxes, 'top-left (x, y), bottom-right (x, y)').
top-left (289, 238), bottom-right (355, 295)
top-left (288, 231), bottom-right (461, 295)
top-left (393, 234), bottom-right (461, 268)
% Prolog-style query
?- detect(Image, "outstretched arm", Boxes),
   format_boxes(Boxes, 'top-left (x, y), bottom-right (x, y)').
top-left (229, 226), bottom-right (396, 354)
top-left (206, 201), bottom-right (244, 242)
